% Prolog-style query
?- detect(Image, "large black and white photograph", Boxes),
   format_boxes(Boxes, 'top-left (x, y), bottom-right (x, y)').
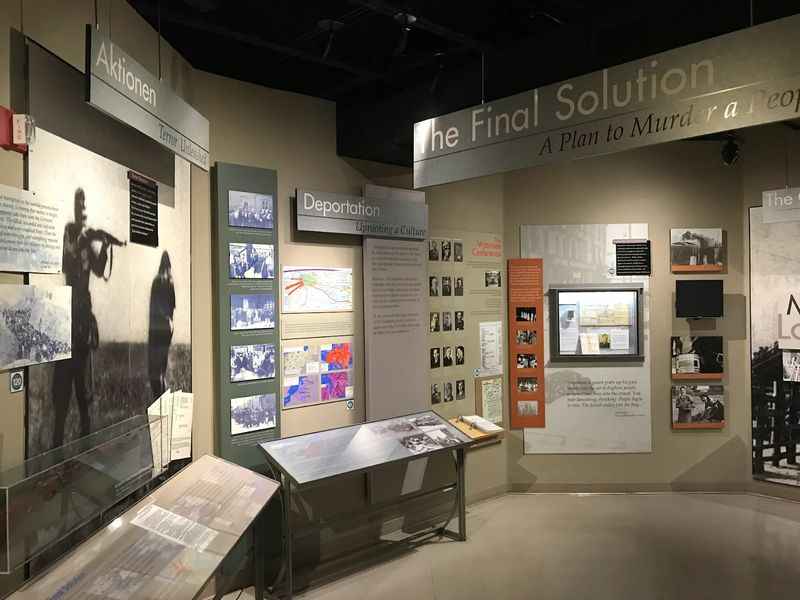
top-left (230, 293), bottom-right (276, 331)
top-left (671, 336), bottom-right (723, 377)
top-left (27, 130), bottom-right (192, 457)
top-left (671, 385), bottom-right (725, 429)
top-left (228, 190), bottom-right (273, 230)
top-left (230, 343), bottom-right (276, 382)
top-left (670, 227), bottom-right (725, 272)
top-left (0, 285), bottom-right (71, 371)
top-left (230, 393), bottom-right (277, 436)
top-left (229, 242), bottom-right (275, 279)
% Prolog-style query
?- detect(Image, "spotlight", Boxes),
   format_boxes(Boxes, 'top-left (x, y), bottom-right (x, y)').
top-left (721, 138), bottom-right (740, 166)
top-left (393, 12), bottom-right (417, 56)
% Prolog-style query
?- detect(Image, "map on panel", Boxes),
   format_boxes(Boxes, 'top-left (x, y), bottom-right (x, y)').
top-left (282, 338), bottom-right (355, 408)
top-left (282, 267), bottom-right (353, 313)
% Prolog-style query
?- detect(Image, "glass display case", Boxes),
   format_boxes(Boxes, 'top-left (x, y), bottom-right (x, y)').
top-left (0, 416), bottom-right (154, 574)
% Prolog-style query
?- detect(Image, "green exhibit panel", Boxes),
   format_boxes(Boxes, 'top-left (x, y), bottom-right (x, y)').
top-left (213, 163), bottom-right (280, 469)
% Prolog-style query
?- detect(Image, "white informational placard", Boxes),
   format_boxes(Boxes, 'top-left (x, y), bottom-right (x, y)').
top-left (480, 377), bottom-right (503, 424)
top-left (170, 391), bottom-right (194, 461)
top-left (364, 238), bottom-right (428, 420)
top-left (0, 183), bottom-right (64, 273)
top-left (521, 223), bottom-right (651, 454)
top-left (478, 321), bottom-right (503, 376)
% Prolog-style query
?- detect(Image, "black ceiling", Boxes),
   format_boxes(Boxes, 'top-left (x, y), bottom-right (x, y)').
top-left (129, 0), bottom-right (800, 167)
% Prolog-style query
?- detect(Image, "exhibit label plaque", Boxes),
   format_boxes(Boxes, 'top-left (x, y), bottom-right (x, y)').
top-left (86, 26), bottom-right (210, 170)
top-left (414, 14), bottom-right (800, 187)
top-left (0, 183), bottom-right (63, 273)
top-left (296, 189), bottom-right (428, 239)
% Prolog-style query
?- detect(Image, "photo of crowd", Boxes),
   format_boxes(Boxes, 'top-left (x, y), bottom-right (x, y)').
top-left (517, 353), bottom-right (537, 369)
top-left (230, 343), bottom-right (276, 382)
top-left (228, 190), bottom-right (273, 230)
top-left (230, 293), bottom-right (275, 331)
top-left (229, 243), bottom-right (274, 279)
top-left (230, 393), bottom-right (277, 436)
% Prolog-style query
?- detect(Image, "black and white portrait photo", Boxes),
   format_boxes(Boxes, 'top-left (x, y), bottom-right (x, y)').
top-left (430, 311), bottom-right (440, 333)
top-left (428, 240), bottom-right (439, 261)
top-left (456, 379), bottom-right (466, 400)
top-left (485, 270), bottom-right (502, 288)
top-left (443, 382), bottom-right (453, 402)
top-left (430, 347), bottom-right (441, 369)
top-left (27, 130), bottom-right (192, 457)
top-left (670, 227), bottom-right (724, 271)
top-left (431, 383), bottom-right (441, 404)
top-left (454, 276), bottom-right (464, 296)
top-left (230, 343), bottom-right (276, 382)
top-left (230, 393), bottom-right (276, 435)
top-left (228, 190), bottom-right (273, 230)
top-left (453, 240), bottom-right (463, 262)
top-left (0, 285), bottom-right (71, 371)
top-left (456, 345), bottom-right (465, 365)
top-left (231, 293), bottom-right (276, 331)
top-left (442, 311), bottom-right (452, 332)
top-left (429, 276), bottom-right (439, 297)
top-left (229, 242), bottom-right (274, 279)
top-left (441, 240), bottom-right (452, 262)
top-left (441, 276), bottom-right (452, 297)
top-left (455, 311), bottom-right (464, 331)
top-left (443, 346), bottom-right (453, 367)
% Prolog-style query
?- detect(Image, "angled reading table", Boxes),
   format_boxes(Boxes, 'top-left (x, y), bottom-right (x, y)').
top-left (260, 410), bottom-right (472, 599)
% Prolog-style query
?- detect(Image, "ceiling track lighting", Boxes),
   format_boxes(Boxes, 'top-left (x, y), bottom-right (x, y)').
top-left (317, 19), bottom-right (344, 61)
top-left (393, 12), bottom-right (417, 57)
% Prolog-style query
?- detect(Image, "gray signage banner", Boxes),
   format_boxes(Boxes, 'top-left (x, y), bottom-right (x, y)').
top-left (86, 26), bottom-right (210, 170)
top-left (762, 187), bottom-right (800, 223)
top-left (296, 189), bottom-right (428, 239)
top-left (414, 14), bottom-right (800, 188)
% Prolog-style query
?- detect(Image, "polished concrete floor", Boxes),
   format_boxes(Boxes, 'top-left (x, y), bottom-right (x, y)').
top-left (229, 492), bottom-right (800, 600)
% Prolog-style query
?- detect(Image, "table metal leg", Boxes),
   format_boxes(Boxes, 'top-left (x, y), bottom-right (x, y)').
top-left (254, 512), bottom-right (265, 600)
top-left (282, 471), bottom-right (294, 600)
top-left (456, 447), bottom-right (467, 541)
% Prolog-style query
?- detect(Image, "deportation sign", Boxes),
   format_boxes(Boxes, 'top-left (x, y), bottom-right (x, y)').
top-left (414, 14), bottom-right (800, 188)
top-left (86, 26), bottom-right (210, 170)
top-left (296, 189), bottom-right (428, 240)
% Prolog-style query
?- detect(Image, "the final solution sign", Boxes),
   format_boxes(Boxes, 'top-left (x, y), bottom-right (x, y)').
top-left (414, 14), bottom-right (800, 188)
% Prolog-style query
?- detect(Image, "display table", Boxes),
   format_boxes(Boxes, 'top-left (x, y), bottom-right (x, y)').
top-left (260, 411), bottom-right (473, 599)
top-left (10, 454), bottom-right (279, 600)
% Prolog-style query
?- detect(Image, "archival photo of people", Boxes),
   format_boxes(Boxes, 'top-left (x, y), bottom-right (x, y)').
top-left (518, 400), bottom-right (539, 416)
top-left (442, 311), bottom-right (452, 332)
top-left (429, 276), bottom-right (439, 297)
top-left (455, 311), bottom-right (464, 331)
top-left (516, 307), bottom-right (537, 322)
top-left (428, 240), bottom-right (439, 261)
top-left (230, 393), bottom-right (277, 436)
top-left (518, 377), bottom-right (538, 393)
top-left (441, 240), bottom-right (452, 262)
top-left (230, 343), bottom-right (276, 382)
top-left (456, 345), bottom-right (465, 365)
top-left (400, 432), bottom-right (441, 455)
top-left (516, 329), bottom-right (536, 345)
top-left (441, 275), bottom-right (452, 296)
top-left (229, 242), bottom-right (274, 279)
top-left (430, 347), bottom-right (440, 369)
top-left (671, 385), bottom-right (725, 429)
top-left (454, 276), bottom-right (464, 296)
top-left (485, 270), bottom-right (501, 288)
top-left (0, 285), bottom-right (71, 371)
top-left (27, 130), bottom-right (192, 457)
top-left (517, 353), bottom-right (537, 369)
top-left (453, 240), bottom-right (463, 262)
top-left (431, 383), bottom-right (441, 404)
top-left (430, 311), bottom-right (440, 333)
top-left (443, 381), bottom-right (453, 402)
top-left (456, 379), bottom-right (465, 400)
top-left (228, 190), bottom-right (273, 230)
top-left (443, 346), bottom-right (453, 367)
top-left (670, 227), bottom-right (725, 272)
top-left (783, 350), bottom-right (800, 383)
top-left (230, 293), bottom-right (276, 331)
top-left (671, 336), bottom-right (723, 377)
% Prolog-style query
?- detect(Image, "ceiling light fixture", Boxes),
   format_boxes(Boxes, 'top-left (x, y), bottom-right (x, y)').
top-left (393, 12), bottom-right (417, 57)
top-left (318, 19), bottom-right (344, 61)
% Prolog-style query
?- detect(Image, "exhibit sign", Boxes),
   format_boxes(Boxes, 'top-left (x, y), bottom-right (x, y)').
top-left (414, 14), bottom-right (800, 187)
top-left (0, 183), bottom-right (63, 273)
top-left (762, 187), bottom-right (800, 224)
top-left (296, 189), bottom-right (428, 239)
top-left (507, 259), bottom-right (545, 428)
top-left (85, 26), bottom-right (210, 170)
top-left (521, 223), bottom-right (652, 454)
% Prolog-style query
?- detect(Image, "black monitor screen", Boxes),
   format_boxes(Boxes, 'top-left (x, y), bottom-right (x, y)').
top-left (676, 279), bottom-right (723, 318)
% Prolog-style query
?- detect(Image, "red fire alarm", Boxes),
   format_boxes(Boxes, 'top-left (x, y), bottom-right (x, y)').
top-left (0, 106), bottom-right (28, 153)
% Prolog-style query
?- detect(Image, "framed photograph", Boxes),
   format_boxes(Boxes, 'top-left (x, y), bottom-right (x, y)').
top-left (429, 276), bottom-right (439, 297)
top-left (443, 346), bottom-right (453, 367)
top-left (430, 347), bottom-right (441, 369)
top-left (454, 276), bottom-right (464, 296)
top-left (429, 311), bottom-right (440, 332)
top-left (229, 243), bottom-right (274, 279)
top-left (516, 306), bottom-right (537, 322)
top-left (455, 311), bottom-right (464, 331)
top-left (443, 382), bottom-right (454, 402)
top-left (455, 345), bottom-right (465, 365)
top-left (517, 377), bottom-right (538, 393)
top-left (428, 240), bottom-right (439, 261)
top-left (228, 190), bottom-right (273, 230)
top-left (671, 384), bottom-right (725, 429)
top-left (431, 383), bottom-right (441, 404)
top-left (453, 240), bottom-right (464, 263)
top-left (230, 393), bottom-right (276, 436)
top-left (441, 276), bottom-right (452, 296)
top-left (442, 311), bottom-right (452, 332)
top-left (516, 353), bottom-right (537, 369)
top-left (455, 379), bottom-right (466, 400)
top-left (485, 270), bottom-right (502, 288)
top-left (441, 240), bottom-right (452, 262)
top-left (670, 228), bottom-right (724, 272)
top-left (518, 400), bottom-right (539, 416)
top-left (230, 293), bottom-right (275, 331)
top-left (671, 336), bottom-right (723, 380)
top-left (516, 329), bottom-right (536, 345)
top-left (230, 343), bottom-right (276, 382)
